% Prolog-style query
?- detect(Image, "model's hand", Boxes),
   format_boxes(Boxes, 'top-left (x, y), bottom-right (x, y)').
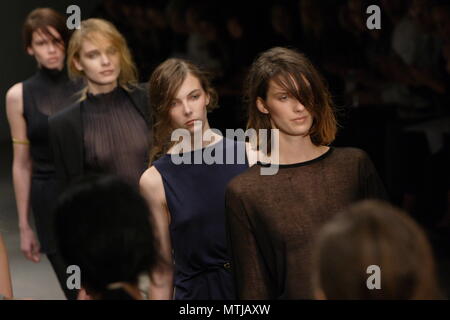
top-left (20, 227), bottom-right (40, 263)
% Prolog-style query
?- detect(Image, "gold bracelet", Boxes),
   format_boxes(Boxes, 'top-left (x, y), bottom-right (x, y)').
top-left (12, 138), bottom-right (30, 145)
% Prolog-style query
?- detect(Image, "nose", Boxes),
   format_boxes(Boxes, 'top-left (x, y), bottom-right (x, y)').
top-left (100, 53), bottom-right (111, 66)
top-left (294, 99), bottom-right (305, 112)
top-left (182, 100), bottom-right (193, 116)
top-left (48, 42), bottom-right (56, 54)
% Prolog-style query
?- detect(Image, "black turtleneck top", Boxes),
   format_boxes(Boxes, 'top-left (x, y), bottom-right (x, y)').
top-left (22, 67), bottom-right (82, 178)
top-left (81, 86), bottom-right (149, 187)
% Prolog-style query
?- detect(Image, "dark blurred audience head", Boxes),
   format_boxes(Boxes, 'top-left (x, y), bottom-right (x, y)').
top-left (185, 1), bottom-right (222, 41)
top-left (346, 0), bottom-right (369, 34)
top-left (148, 58), bottom-right (218, 162)
top-left (245, 47), bottom-right (337, 148)
top-left (144, 1), bottom-right (168, 30)
top-left (381, 0), bottom-right (410, 23)
top-left (443, 42), bottom-right (450, 74)
top-left (313, 199), bottom-right (443, 300)
top-left (166, 0), bottom-right (189, 34)
top-left (431, 2), bottom-right (450, 39)
top-left (227, 16), bottom-right (244, 40)
top-left (298, 0), bottom-right (326, 38)
top-left (270, 3), bottom-right (294, 39)
top-left (55, 175), bottom-right (156, 300)
top-left (409, 0), bottom-right (435, 31)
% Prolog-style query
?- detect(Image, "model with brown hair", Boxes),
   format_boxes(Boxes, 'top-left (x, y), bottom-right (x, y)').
top-left (225, 47), bottom-right (387, 299)
top-left (5, 8), bottom-right (82, 299)
top-left (140, 58), bottom-right (254, 300)
top-left (312, 199), bottom-right (443, 299)
top-left (49, 18), bottom-right (151, 190)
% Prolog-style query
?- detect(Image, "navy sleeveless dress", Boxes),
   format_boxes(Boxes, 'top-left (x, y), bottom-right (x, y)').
top-left (152, 138), bottom-right (248, 300)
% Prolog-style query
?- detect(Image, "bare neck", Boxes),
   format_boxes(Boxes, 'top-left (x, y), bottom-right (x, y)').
top-left (87, 80), bottom-right (118, 95)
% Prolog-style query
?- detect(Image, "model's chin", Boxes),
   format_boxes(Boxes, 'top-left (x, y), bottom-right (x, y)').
top-left (43, 60), bottom-right (64, 70)
top-left (90, 77), bottom-right (118, 86)
top-left (279, 125), bottom-right (312, 137)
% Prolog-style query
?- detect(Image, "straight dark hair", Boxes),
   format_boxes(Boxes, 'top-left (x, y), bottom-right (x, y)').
top-left (22, 8), bottom-right (70, 50)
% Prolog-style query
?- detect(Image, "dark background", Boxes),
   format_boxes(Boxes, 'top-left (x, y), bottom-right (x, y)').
top-left (1, 0), bottom-right (449, 297)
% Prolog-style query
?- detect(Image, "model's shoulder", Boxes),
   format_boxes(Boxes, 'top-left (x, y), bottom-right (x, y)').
top-left (139, 166), bottom-right (163, 191)
top-left (128, 82), bottom-right (147, 94)
top-left (6, 83), bottom-right (23, 104)
top-left (331, 146), bottom-right (369, 161)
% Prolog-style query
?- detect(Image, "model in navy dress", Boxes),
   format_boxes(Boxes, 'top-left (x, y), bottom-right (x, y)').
top-left (153, 138), bottom-right (247, 299)
top-left (140, 58), bottom-right (254, 299)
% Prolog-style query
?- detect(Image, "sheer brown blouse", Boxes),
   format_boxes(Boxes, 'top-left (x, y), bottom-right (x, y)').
top-left (225, 147), bottom-right (387, 299)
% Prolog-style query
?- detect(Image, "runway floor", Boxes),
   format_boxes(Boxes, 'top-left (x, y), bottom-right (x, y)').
top-left (1, 142), bottom-right (65, 300)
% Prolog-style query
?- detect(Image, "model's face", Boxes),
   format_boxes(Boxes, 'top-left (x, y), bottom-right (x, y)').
top-left (74, 34), bottom-right (121, 86)
top-left (27, 26), bottom-right (65, 70)
top-left (257, 79), bottom-right (313, 137)
top-left (168, 73), bottom-right (210, 134)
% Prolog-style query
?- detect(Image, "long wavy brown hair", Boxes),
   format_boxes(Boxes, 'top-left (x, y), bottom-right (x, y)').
top-left (148, 58), bottom-right (218, 163)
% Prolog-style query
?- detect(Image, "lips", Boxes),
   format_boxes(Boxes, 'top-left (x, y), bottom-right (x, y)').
top-left (185, 119), bottom-right (199, 126)
top-left (292, 116), bottom-right (308, 122)
top-left (100, 70), bottom-right (114, 76)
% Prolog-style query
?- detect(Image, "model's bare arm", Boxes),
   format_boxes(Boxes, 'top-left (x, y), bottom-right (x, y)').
top-left (139, 166), bottom-right (174, 300)
top-left (6, 83), bottom-right (40, 263)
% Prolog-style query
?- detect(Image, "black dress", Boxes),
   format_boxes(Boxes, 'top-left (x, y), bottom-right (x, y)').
top-left (22, 67), bottom-right (82, 254)
top-left (49, 84), bottom-right (151, 191)
top-left (152, 138), bottom-right (248, 299)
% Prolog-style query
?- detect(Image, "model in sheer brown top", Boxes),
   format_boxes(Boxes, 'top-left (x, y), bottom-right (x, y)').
top-left (225, 47), bottom-right (387, 299)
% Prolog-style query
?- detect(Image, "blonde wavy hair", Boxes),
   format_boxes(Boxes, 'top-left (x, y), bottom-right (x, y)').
top-left (67, 18), bottom-right (138, 99)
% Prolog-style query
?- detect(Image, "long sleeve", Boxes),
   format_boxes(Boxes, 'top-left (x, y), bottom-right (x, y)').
top-left (225, 184), bottom-right (273, 299)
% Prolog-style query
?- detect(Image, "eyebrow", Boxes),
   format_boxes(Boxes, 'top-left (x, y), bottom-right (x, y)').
top-left (188, 89), bottom-right (201, 95)
top-left (271, 89), bottom-right (289, 95)
top-left (173, 88), bottom-right (202, 101)
top-left (84, 49), bottom-right (100, 55)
